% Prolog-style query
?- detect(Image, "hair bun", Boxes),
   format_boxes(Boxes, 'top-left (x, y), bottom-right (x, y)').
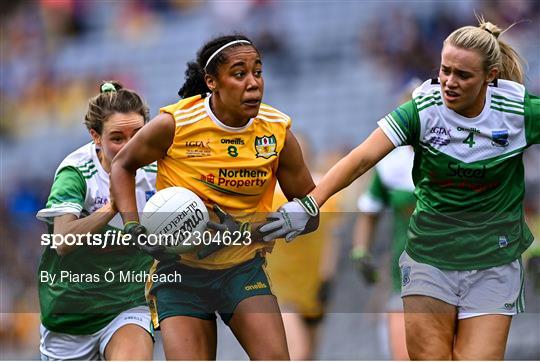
top-left (480, 21), bottom-right (501, 39)
top-left (100, 80), bottom-right (124, 94)
top-left (100, 82), bottom-right (117, 93)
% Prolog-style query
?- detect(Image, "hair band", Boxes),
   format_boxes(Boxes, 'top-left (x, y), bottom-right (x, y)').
top-left (101, 82), bottom-right (117, 93)
top-left (204, 40), bottom-right (251, 71)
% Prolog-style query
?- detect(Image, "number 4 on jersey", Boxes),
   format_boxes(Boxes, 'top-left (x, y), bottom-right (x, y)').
top-left (463, 132), bottom-right (476, 148)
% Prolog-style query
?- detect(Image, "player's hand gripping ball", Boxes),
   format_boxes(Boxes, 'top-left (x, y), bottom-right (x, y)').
top-left (125, 222), bottom-right (172, 262)
top-left (140, 186), bottom-right (209, 255)
top-left (197, 205), bottom-right (251, 259)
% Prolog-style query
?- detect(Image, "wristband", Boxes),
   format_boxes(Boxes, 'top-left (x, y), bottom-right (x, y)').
top-left (124, 221), bottom-right (141, 229)
top-left (294, 195), bottom-right (319, 216)
top-left (239, 221), bottom-right (251, 235)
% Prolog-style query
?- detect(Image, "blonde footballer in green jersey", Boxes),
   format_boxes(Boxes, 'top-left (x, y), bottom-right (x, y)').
top-left (262, 17), bottom-right (540, 360)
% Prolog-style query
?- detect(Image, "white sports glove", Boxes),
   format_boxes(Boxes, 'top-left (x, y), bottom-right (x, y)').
top-left (259, 195), bottom-right (319, 242)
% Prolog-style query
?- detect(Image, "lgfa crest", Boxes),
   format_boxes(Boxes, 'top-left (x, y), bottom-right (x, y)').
top-left (255, 135), bottom-right (277, 159)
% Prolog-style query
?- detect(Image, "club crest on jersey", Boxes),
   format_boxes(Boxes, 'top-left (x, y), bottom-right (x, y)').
top-left (491, 130), bottom-right (509, 147)
top-left (255, 135), bottom-right (277, 159)
top-left (498, 235), bottom-right (509, 248)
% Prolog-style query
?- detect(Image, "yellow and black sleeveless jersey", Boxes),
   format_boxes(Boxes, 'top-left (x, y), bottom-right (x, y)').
top-left (158, 94), bottom-right (291, 269)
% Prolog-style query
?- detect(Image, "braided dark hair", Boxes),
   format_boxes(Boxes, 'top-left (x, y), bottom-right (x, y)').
top-left (178, 34), bottom-right (257, 98)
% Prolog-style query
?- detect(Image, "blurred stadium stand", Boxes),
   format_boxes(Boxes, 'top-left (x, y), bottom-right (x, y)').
top-left (1, 0), bottom-right (538, 359)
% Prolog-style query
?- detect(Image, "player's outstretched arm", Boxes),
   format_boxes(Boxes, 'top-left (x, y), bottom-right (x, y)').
top-left (311, 128), bottom-right (395, 207)
top-left (110, 113), bottom-right (175, 224)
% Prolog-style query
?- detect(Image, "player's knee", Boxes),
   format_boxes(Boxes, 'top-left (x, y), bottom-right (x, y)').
top-left (105, 326), bottom-right (153, 360)
top-left (408, 345), bottom-right (451, 360)
top-left (163, 338), bottom-right (216, 360)
top-left (452, 345), bottom-right (505, 361)
top-left (107, 343), bottom-right (153, 360)
top-left (407, 335), bottom-right (451, 360)
top-left (110, 348), bottom-right (152, 361)
top-left (452, 348), bottom-right (467, 361)
top-left (249, 346), bottom-right (290, 361)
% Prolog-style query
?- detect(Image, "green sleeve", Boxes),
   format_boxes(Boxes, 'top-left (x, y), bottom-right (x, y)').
top-left (367, 170), bottom-right (389, 205)
top-left (36, 167), bottom-right (86, 223)
top-left (525, 91), bottom-right (540, 145)
top-left (378, 100), bottom-right (421, 147)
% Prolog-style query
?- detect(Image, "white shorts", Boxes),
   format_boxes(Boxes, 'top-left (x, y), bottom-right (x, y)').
top-left (399, 251), bottom-right (525, 319)
top-left (40, 306), bottom-right (152, 360)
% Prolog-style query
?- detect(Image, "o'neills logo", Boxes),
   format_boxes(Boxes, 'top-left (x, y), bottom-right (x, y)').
top-left (457, 126), bottom-right (480, 134)
top-left (160, 201), bottom-right (205, 236)
top-left (221, 138), bottom-right (245, 145)
top-left (245, 281), bottom-right (268, 291)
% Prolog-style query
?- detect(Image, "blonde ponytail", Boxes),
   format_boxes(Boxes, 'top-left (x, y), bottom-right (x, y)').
top-left (444, 15), bottom-right (525, 84)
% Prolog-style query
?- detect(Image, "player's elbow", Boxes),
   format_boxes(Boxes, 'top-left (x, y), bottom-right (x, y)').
top-left (348, 149), bottom-right (374, 179)
top-left (110, 151), bottom-right (128, 174)
top-left (52, 221), bottom-right (77, 256)
top-left (55, 243), bottom-right (72, 257)
top-left (111, 145), bottom-right (139, 172)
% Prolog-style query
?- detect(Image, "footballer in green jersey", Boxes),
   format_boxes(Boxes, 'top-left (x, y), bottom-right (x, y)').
top-left (267, 18), bottom-right (539, 360)
top-left (36, 81), bottom-right (155, 360)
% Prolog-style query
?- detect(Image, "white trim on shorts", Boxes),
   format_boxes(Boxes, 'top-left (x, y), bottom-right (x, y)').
top-left (40, 305), bottom-right (152, 360)
top-left (458, 312), bottom-right (515, 319)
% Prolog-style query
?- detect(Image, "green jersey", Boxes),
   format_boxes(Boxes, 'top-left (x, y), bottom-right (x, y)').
top-left (358, 147), bottom-right (416, 291)
top-left (378, 79), bottom-right (540, 270)
top-left (36, 143), bottom-right (157, 334)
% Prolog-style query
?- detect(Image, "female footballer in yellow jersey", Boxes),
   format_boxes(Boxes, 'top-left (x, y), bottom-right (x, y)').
top-left (110, 35), bottom-right (318, 360)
